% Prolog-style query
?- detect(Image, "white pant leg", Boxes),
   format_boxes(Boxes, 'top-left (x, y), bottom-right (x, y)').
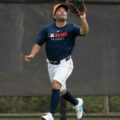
top-left (47, 58), bottom-right (73, 92)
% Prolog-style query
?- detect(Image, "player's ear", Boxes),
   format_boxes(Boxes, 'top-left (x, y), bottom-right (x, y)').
top-left (53, 14), bottom-right (56, 20)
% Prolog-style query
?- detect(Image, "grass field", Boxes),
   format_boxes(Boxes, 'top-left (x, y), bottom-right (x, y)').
top-left (0, 113), bottom-right (120, 120)
top-left (0, 119), bottom-right (39, 120)
top-left (0, 118), bottom-right (120, 120)
top-left (0, 117), bottom-right (120, 120)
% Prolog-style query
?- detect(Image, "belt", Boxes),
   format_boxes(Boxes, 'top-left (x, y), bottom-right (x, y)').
top-left (49, 56), bottom-right (71, 65)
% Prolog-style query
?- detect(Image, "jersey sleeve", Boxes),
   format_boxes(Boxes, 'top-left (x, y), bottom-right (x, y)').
top-left (35, 27), bottom-right (47, 46)
top-left (72, 24), bottom-right (82, 36)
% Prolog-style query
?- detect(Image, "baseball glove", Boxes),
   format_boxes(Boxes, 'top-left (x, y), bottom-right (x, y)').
top-left (66, 0), bottom-right (87, 17)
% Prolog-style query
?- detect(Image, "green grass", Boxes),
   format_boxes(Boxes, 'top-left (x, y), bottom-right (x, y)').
top-left (0, 118), bottom-right (40, 120)
top-left (0, 118), bottom-right (120, 120)
top-left (0, 119), bottom-right (39, 120)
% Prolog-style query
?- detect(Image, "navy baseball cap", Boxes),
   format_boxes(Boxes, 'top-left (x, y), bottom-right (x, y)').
top-left (53, 3), bottom-right (68, 15)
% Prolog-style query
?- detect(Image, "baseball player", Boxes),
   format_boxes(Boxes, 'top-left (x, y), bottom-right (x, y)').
top-left (25, 1), bottom-right (89, 120)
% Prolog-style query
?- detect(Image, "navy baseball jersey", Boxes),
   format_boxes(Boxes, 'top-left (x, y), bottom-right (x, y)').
top-left (35, 22), bottom-right (82, 61)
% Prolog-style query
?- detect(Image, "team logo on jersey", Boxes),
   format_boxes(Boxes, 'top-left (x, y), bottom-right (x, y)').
top-left (49, 33), bottom-right (55, 37)
top-left (48, 32), bottom-right (68, 40)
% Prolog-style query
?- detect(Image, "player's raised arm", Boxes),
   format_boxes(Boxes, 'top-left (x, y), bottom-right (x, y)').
top-left (66, 0), bottom-right (89, 35)
top-left (80, 13), bottom-right (89, 35)
top-left (24, 44), bottom-right (41, 62)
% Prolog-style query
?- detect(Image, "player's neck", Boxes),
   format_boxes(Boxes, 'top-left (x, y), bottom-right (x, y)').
top-left (55, 21), bottom-right (67, 28)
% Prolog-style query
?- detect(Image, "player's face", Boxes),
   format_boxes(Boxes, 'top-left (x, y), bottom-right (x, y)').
top-left (54, 7), bottom-right (67, 22)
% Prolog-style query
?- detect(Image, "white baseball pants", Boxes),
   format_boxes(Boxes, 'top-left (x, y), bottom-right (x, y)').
top-left (46, 57), bottom-right (73, 92)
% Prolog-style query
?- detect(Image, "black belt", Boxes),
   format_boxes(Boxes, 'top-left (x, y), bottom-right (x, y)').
top-left (49, 56), bottom-right (71, 65)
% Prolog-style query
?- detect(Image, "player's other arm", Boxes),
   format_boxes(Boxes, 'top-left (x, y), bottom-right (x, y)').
top-left (24, 44), bottom-right (41, 62)
top-left (25, 26), bottom-right (46, 62)
top-left (80, 13), bottom-right (89, 35)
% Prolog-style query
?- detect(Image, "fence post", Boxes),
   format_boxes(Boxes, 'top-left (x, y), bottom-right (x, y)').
top-left (103, 96), bottom-right (109, 114)
top-left (60, 98), bottom-right (67, 120)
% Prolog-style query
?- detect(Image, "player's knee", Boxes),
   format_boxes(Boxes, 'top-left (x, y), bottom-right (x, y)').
top-left (52, 80), bottom-right (61, 89)
top-left (61, 89), bottom-right (66, 96)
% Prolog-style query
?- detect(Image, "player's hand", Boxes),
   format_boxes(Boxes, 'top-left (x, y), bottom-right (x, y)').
top-left (80, 13), bottom-right (86, 19)
top-left (24, 54), bottom-right (34, 62)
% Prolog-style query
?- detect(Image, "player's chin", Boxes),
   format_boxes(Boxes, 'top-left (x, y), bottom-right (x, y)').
top-left (58, 17), bottom-right (67, 22)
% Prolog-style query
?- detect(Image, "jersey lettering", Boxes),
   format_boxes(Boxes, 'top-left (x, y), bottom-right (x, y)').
top-left (48, 32), bottom-right (68, 40)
